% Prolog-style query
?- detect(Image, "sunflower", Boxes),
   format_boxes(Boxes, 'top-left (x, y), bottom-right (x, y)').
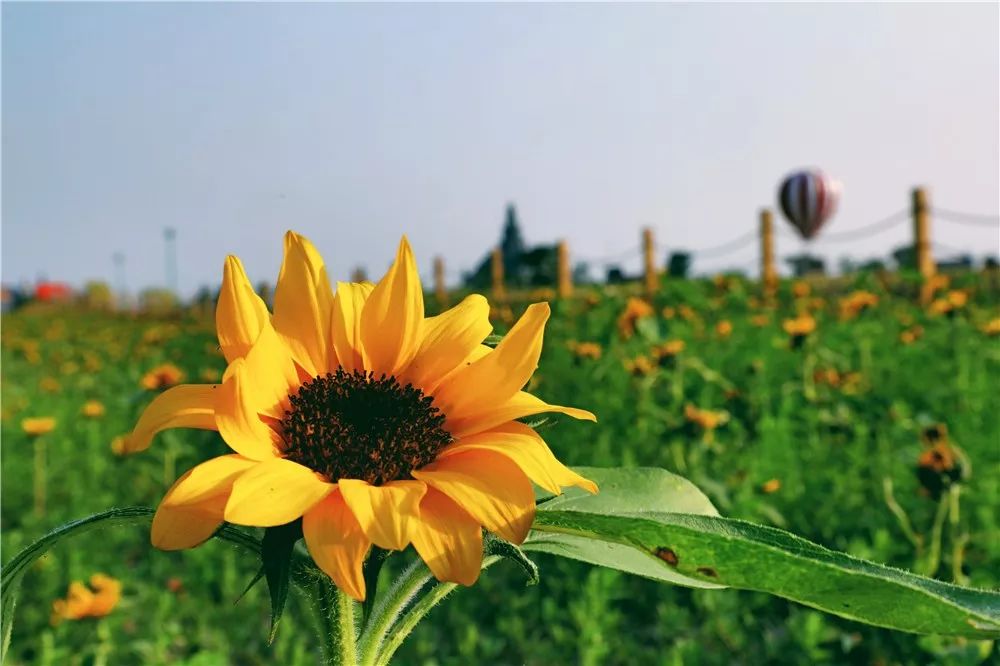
top-left (124, 233), bottom-right (596, 600)
top-left (50, 574), bottom-right (122, 625)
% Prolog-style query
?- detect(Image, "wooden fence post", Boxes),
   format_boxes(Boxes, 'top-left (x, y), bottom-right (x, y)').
top-left (912, 187), bottom-right (935, 281)
top-left (491, 247), bottom-right (506, 301)
top-left (433, 256), bottom-right (448, 307)
top-left (760, 209), bottom-right (777, 293)
top-left (557, 240), bottom-right (573, 298)
top-left (642, 228), bottom-right (657, 297)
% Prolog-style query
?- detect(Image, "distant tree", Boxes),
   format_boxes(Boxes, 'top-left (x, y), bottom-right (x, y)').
top-left (667, 252), bottom-right (691, 278)
top-left (606, 266), bottom-right (626, 284)
top-left (985, 256), bottom-right (999, 270)
top-left (891, 246), bottom-right (916, 270)
top-left (573, 262), bottom-right (591, 284)
top-left (858, 259), bottom-right (887, 272)
top-left (501, 204), bottom-right (527, 282)
top-left (784, 254), bottom-right (826, 277)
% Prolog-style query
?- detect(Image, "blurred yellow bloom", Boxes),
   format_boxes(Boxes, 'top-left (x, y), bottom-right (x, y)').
top-left (761, 478), bottom-right (782, 494)
top-left (782, 314), bottom-right (817, 340)
top-left (22, 417), bottom-right (56, 436)
top-left (838, 290), bottom-right (879, 320)
top-left (982, 318), bottom-right (1000, 336)
top-left (123, 233), bottom-right (596, 601)
top-left (899, 326), bottom-right (924, 345)
top-left (568, 341), bottom-right (603, 361)
top-left (684, 404), bottom-right (728, 431)
top-left (40, 377), bottom-right (61, 394)
top-left (617, 297), bottom-right (654, 339)
top-left (110, 435), bottom-right (127, 456)
top-left (661, 306), bottom-right (676, 319)
top-left (792, 281), bottom-right (811, 298)
top-left (141, 363), bottom-right (185, 390)
top-left (652, 339), bottom-right (685, 365)
top-left (624, 355), bottom-right (654, 377)
top-left (50, 574), bottom-right (121, 625)
top-left (81, 400), bottom-right (106, 418)
top-left (750, 314), bottom-right (771, 328)
top-left (715, 320), bottom-right (733, 339)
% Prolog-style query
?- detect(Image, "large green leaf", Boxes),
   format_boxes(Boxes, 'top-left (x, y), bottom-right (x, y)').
top-left (531, 505), bottom-right (1000, 638)
top-left (525, 467), bottom-right (725, 589)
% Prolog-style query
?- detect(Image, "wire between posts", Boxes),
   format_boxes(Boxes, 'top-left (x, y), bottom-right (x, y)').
top-left (933, 208), bottom-right (1000, 227)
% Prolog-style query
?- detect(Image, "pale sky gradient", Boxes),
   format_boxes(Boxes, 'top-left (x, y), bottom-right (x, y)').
top-left (3, 2), bottom-right (999, 295)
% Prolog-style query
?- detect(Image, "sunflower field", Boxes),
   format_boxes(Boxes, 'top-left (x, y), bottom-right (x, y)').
top-left (2, 267), bottom-right (999, 665)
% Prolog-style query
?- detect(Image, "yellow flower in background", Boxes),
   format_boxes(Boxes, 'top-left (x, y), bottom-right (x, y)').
top-left (652, 340), bottom-right (685, 366)
top-left (760, 479), bottom-right (782, 494)
top-left (927, 291), bottom-right (967, 317)
top-left (982, 318), bottom-right (1000, 337)
top-left (750, 314), bottom-right (771, 328)
top-left (50, 573), bottom-right (121, 625)
top-left (124, 233), bottom-right (596, 601)
top-left (624, 355), bottom-right (654, 377)
top-left (791, 281), bottom-right (811, 298)
top-left (200, 368), bottom-right (222, 383)
top-left (40, 377), bottom-right (61, 394)
top-left (81, 400), bottom-right (106, 418)
top-left (684, 404), bottom-right (728, 431)
top-left (141, 363), bottom-right (185, 390)
top-left (22, 417), bottom-right (56, 436)
top-left (838, 290), bottom-right (879, 320)
top-left (782, 314), bottom-right (816, 336)
top-left (110, 435), bottom-right (127, 456)
top-left (899, 325), bottom-right (924, 345)
top-left (617, 297), bottom-right (654, 339)
top-left (568, 341), bottom-right (603, 361)
top-left (715, 320), bottom-right (733, 339)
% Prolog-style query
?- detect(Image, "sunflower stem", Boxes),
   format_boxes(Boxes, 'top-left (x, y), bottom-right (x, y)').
top-left (335, 588), bottom-right (358, 665)
top-left (357, 558), bottom-right (434, 665)
top-left (373, 556), bottom-right (500, 666)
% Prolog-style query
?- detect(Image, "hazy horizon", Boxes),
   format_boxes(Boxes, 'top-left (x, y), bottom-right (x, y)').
top-left (3, 2), bottom-right (998, 297)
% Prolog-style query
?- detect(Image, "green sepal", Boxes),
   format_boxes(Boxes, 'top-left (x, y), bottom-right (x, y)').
top-left (261, 520), bottom-right (303, 644)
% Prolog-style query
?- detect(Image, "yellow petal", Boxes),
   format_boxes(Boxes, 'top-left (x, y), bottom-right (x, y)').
top-left (330, 282), bottom-right (375, 373)
top-left (440, 421), bottom-right (597, 495)
top-left (123, 384), bottom-right (218, 454)
top-left (216, 256), bottom-right (270, 363)
top-left (224, 458), bottom-right (332, 527)
top-left (360, 237), bottom-right (424, 376)
top-left (273, 231), bottom-right (334, 376)
top-left (338, 479), bottom-right (426, 551)
top-left (435, 303), bottom-right (549, 421)
top-left (303, 489), bottom-right (370, 601)
top-left (413, 450), bottom-right (535, 544)
top-left (214, 358), bottom-right (280, 461)
top-left (411, 487), bottom-right (483, 586)
top-left (447, 391), bottom-right (596, 439)
top-left (152, 454), bottom-right (257, 550)
top-left (235, 322), bottom-right (300, 420)
top-left (402, 295), bottom-right (492, 394)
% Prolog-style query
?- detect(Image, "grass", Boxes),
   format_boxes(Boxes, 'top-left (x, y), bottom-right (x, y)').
top-left (2, 271), bottom-right (998, 665)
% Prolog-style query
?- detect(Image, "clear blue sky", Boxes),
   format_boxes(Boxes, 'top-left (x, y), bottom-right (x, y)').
top-left (3, 2), bottom-right (998, 295)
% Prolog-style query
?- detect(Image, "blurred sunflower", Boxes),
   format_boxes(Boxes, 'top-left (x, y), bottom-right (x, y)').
top-left (715, 320), bottom-right (733, 339)
top-left (782, 314), bottom-right (816, 348)
top-left (124, 233), bottom-right (596, 600)
top-left (141, 363), bottom-right (185, 390)
top-left (617, 297), bottom-right (654, 339)
top-left (22, 417), bottom-right (56, 436)
top-left (982, 318), bottom-right (1000, 337)
top-left (81, 400), bottom-right (106, 418)
top-left (50, 574), bottom-right (121, 625)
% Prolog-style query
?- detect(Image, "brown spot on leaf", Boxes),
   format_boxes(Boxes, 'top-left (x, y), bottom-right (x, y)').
top-left (655, 548), bottom-right (678, 566)
top-left (696, 567), bottom-right (718, 578)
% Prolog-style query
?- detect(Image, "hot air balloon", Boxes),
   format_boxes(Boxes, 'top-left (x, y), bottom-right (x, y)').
top-left (778, 169), bottom-right (842, 240)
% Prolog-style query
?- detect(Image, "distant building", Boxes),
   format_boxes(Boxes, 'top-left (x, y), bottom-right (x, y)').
top-left (464, 204), bottom-right (558, 288)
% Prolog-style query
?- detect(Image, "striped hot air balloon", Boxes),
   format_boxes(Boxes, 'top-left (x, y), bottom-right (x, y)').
top-left (778, 169), bottom-right (842, 240)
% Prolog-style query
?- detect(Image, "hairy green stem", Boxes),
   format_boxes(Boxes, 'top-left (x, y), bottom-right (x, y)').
top-left (336, 589), bottom-right (358, 665)
top-left (923, 491), bottom-right (950, 577)
top-left (358, 559), bottom-right (433, 665)
top-left (374, 556), bottom-right (501, 666)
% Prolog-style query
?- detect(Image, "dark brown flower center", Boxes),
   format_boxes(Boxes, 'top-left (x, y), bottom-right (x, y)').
top-left (279, 369), bottom-right (452, 485)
